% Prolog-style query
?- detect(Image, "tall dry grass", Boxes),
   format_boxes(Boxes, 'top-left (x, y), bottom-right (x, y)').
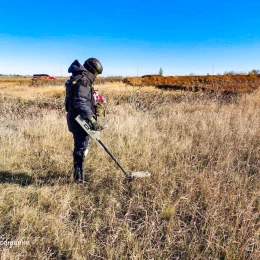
top-left (0, 82), bottom-right (259, 259)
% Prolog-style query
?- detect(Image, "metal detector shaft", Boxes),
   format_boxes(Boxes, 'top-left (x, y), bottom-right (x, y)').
top-left (75, 115), bottom-right (150, 179)
top-left (97, 139), bottom-right (128, 177)
top-left (75, 115), bottom-right (130, 178)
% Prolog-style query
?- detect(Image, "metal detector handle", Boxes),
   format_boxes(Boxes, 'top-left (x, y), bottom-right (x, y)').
top-left (75, 115), bottom-right (101, 141)
top-left (97, 139), bottom-right (129, 178)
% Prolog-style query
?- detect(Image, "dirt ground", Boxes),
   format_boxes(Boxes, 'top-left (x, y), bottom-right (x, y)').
top-left (123, 74), bottom-right (260, 93)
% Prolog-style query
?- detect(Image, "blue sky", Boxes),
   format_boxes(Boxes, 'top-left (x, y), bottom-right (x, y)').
top-left (0, 0), bottom-right (260, 76)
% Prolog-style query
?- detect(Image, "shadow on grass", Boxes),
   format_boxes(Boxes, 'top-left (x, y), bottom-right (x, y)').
top-left (0, 171), bottom-right (71, 186)
top-left (34, 171), bottom-right (71, 186)
top-left (0, 171), bottom-right (34, 186)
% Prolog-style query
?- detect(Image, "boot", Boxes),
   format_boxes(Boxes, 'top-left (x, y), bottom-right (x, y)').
top-left (73, 170), bottom-right (85, 184)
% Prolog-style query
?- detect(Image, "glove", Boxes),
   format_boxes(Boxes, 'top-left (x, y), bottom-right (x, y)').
top-left (96, 102), bottom-right (106, 117)
top-left (90, 118), bottom-right (104, 131)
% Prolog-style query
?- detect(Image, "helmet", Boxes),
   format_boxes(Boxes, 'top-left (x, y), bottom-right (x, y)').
top-left (83, 58), bottom-right (103, 75)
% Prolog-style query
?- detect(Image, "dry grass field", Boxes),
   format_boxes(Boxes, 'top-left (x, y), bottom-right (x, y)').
top-left (0, 78), bottom-right (259, 259)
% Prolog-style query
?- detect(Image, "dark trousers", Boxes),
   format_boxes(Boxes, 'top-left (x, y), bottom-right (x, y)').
top-left (67, 112), bottom-right (90, 174)
top-left (73, 132), bottom-right (89, 173)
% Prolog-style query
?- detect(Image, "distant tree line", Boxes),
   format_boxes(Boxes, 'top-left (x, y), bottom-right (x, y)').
top-left (223, 69), bottom-right (260, 75)
top-left (1, 69), bottom-right (260, 78)
top-left (0, 74), bottom-right (25, 77)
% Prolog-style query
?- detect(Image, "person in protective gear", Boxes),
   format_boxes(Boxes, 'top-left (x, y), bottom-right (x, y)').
top-left (65, 58), bottom-right (104, 183)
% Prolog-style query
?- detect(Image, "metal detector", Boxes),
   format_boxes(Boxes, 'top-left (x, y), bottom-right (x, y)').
top-left (75, 115), bottom-right (151, 179)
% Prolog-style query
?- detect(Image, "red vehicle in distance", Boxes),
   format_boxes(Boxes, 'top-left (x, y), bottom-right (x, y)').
top-left (32, 74), bottom-right (56, 80)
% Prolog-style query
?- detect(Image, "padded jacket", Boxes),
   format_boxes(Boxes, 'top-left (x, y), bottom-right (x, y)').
top-left (66, 60), bottom-right (96, 133)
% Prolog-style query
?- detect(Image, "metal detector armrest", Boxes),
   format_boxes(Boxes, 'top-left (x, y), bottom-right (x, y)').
top-left (75, 115), bottom-right (101, 141)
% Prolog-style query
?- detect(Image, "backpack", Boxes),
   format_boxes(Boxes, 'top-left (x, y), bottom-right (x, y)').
top-left (64, 79), bottom-right (79, 112)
